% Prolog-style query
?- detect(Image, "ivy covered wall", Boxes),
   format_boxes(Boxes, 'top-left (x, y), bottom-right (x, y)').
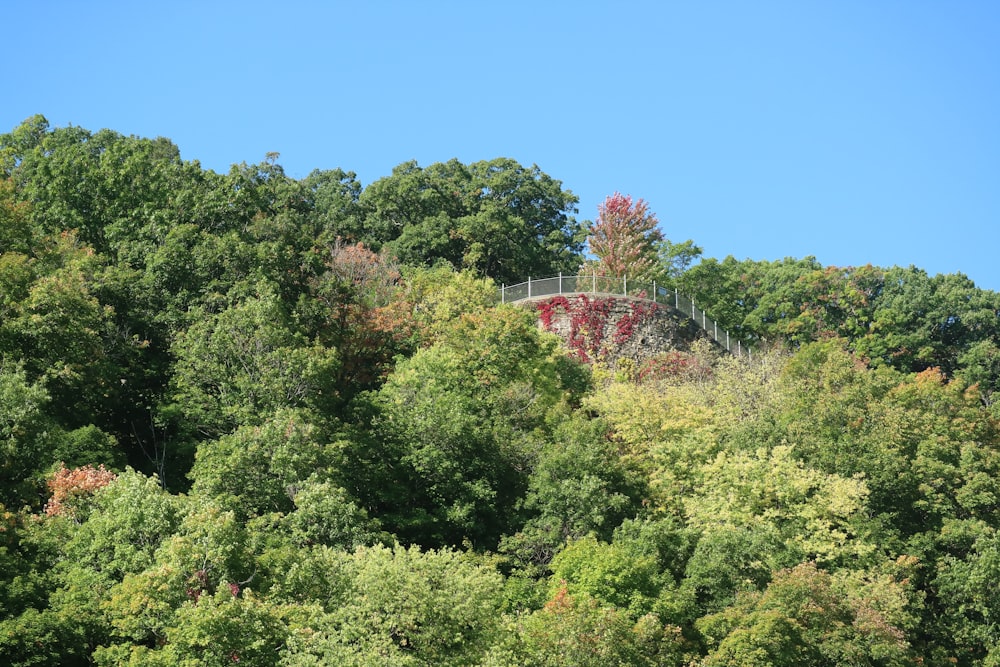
top-left (531, 295), bottom-right (707, 366)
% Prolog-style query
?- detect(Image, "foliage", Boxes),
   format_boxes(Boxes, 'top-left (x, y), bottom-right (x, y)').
top-left (44, 463), bottom-right (116, 518)
top-left (0, 361), bottom-right (57, 505)
top-left (359, 158), bottom-right (584, 283)
top-left (500, 413), bottom-right (645, 568)
top-left (6, 115), bottom-right (1000, 665)
top-left (283, 544), bottom-right (504, 666)
top-left (166, 283), bottom-right (339, 438)
top-left (348, 306), bottom-right (574, 548)
top-left (188, 410), bottom-right (332, 520)
top-left (697, 562), bottom-right (913, 666)
top-left (394, 263), bottom-right (499, 346)
top-left (586, 192), bottom-right (664, 280)
top-left (496, 586), bottom-right (687, 667)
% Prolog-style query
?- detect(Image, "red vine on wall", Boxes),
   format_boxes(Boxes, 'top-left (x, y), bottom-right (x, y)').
top-left (536, 295), bottom-right (570, 330)
top-left (614, 300), bottom-right (658, 345)
top-left (536, 295), bottom-right (659, 362)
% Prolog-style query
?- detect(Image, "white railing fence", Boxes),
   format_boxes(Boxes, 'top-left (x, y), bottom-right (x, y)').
top-left (500, 274), bottom-right (751, 358)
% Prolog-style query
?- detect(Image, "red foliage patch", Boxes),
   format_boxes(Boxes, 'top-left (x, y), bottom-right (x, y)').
top-left (44, 463), bottom-right (117, 517)
top-left (614, 300), bottom-right (657, 345)
top-left (536, 295), bottom-right (625, 362)
top-left (638, 350), bottom-right (713, 384)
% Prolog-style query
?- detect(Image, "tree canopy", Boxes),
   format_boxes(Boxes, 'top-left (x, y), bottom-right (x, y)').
top-left (3, 115), bottom-right (1000, 665)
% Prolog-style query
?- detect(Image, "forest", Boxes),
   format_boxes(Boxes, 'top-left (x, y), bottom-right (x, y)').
top-left (3, 114), bottom-right (1000, 666)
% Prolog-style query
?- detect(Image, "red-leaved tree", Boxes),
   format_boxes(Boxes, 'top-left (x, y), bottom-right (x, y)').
top-left (587, 193), bottom-right (664, 280)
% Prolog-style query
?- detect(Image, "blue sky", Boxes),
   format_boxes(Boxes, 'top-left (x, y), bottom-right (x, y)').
top-left (6, 1), bottom-right (1000, 290)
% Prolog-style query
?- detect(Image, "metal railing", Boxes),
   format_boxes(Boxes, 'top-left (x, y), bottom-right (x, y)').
top-left (500, 274), bottom-right (751, 358)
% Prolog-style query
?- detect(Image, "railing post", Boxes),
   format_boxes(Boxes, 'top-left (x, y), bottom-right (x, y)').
top-left (528, 277), bottom-right (531, 299)
top-left (675, 288), bottom-right (678, 309)
top-left (623, 275), bottom-right (627, 296)
top-left (652, 281), bottom-right (656, 303)
top-left (715, 321), bottom-right (718, 340)
top-left (559, 272), bottom-right (563, 294)
top-left (593, 273), bottom-right (596, 294)
top-left (501, 284), bottom-right (505, 304)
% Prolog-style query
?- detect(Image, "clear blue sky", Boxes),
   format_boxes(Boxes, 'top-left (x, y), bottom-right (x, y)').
top-left (6, 1), bottom-right (1000, 290)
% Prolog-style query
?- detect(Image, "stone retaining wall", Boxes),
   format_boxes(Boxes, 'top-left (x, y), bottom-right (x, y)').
top-left (527, 294), bottom-right (709, 366)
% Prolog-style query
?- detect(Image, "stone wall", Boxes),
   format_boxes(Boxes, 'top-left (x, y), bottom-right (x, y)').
top-left (526, 294), bottom-right (710, 367)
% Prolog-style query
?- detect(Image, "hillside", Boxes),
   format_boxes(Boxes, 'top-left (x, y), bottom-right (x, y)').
top-left (3, 117), bottom-right (1000, 665)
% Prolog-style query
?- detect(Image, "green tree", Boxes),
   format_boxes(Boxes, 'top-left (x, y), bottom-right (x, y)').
top-left (165, 283), bottom-right (339, 440)
top-left (857, 267), bottom-right (1000, 378)
top-left (497, 586), bottom-right (686, 667)
top-left (350, 306), bottom-right (576, 548)
top-left (697, 562), bottom-right (913, 667)
top-left (188, 410), bottom-right (334, 521)
top-left (0, 114), bottom-right (49, 174)
top-left (283, 544), bottom-right (505, 666)
top-left (685, 446), bottom-right (875, 568)
top-left (0, 232), bottom-right (123, 430)
top-left (64, 470), bottom-right (184, 581)
top-left (281, 477), bottom-right (387, 549)
top-left (0, 362), bottom-right (56, 505)
top-left (584, 373), bottom-right (718, 514)
top-left (652, 237), bottom-right (703, 289)
top-left (501, 413), bottom-right (644, 568)
top-left (935, 530), bottom-right (1000, 664)
top-left (0, 178), bottom-right (35, 254)
top-left (359, 158), bottom-right (583, 283)
top-left (394, 263), bottom-right (499, 347)
top-left (302, 167), bottom-right (364, 244)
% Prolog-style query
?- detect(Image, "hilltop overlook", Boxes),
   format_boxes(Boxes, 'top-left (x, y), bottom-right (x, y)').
top-left (3, 117), bottom-right (1000, 665)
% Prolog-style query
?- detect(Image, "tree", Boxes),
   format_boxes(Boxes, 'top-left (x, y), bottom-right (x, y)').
top-left (685, 445), bottom-right (875, 568)
top-left (349, 306), bottom-right (576, 548)
top-left (586, 192), bottom-right (664, 280)
top-left (548, 534), bottom-right (669, 619)
top-left (500, 413), bottom-right (645, 568)
top-left (393, 264), bottom-right (499, 347)
top-left (44, 463), bottom-right (116, 518)
top-left (0, 232), bottom-right (121, 430)
top-left (3, 119), bottom-right (217, 263)
top-left (299, 239), bottom-right (410, 396)
top-left (93, 496), bottom-right (267, 664)
top-left (856, 267), bottom-right (1000, 378)
top-left (0, 114), bottom-right (49, 175)
top-left (188, 410), bottom-right (334, 521)
top-left (165, 283), bottom-right (340, 440)
top-left (653, 237), bottom-right (703, 288)
top-left (302, 168), bottom-right (364, 244)
top-left (281, 477), bottom-right (387, 549)
top-left (0, 178), bottom-right (35, 254)
top-left (498, 586), bottom-right (686, 667)
top-left (935, 530), bottom-right (1000, 664)
top-left (0, 362), bottom-right (60, 506)
top-left (64, 470), bottom-right (184, 581)
top-left (283, 544), bottom-right (505, 666)
top-left (583, 373), bottom-right (718, 514)
top-left (675, 255), bottom-right (754, 341)
top-left (359, 158), bottom-right (584, 283)
top-left (697, 562), bottom-right (913, 667)
top-left (770, 341), bottom-right (915, 528)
